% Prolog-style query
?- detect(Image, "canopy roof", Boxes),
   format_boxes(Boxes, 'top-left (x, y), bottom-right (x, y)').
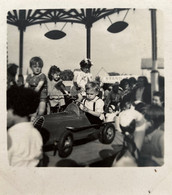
top-left (7, 8), bottom-right (128, 30)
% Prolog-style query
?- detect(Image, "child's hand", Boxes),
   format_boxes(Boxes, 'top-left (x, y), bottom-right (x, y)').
top-left (82, 105), bottom-right (89, 112)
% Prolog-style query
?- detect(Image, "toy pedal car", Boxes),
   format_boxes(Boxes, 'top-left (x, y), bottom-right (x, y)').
top-left (34, 103), bottom-right (116, 158)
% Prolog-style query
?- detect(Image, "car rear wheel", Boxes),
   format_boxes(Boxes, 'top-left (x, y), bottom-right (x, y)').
top-left (99, 124), bottom-right (116, 144)
top-left (58, 131), bottom-right (73, 158)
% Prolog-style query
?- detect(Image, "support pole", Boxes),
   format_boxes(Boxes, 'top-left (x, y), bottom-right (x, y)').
top-left (86, 9), bottom-right (92, 59)
top-left (86, 26), bottom-right (91, 59)
top-left (150, 9), bottom-right (159, 99)
top-left (18, 28), bottom-right (24, 85)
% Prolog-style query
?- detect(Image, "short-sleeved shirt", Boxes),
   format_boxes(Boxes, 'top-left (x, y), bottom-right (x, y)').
top-left (71, 69), bottom-right (92, 96)
top-left (26, 73), bottom-right (48, 100)
top-left (8, 122), bottom-right (43, 167)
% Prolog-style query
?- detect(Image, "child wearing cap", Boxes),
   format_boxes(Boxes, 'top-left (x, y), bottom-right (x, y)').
top-left (25, 57), bottom-right (48, 117)
top-left (105, 104), bottom-right (119, 122)
top-left (70, 59), bottom-right (93, 100)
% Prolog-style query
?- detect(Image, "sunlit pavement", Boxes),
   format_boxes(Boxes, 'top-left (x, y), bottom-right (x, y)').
top-left (41, 131), bottom-right (124, 167)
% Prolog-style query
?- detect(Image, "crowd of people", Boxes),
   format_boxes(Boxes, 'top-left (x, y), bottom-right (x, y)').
top-left (7, 56), bottom-right (165, 167)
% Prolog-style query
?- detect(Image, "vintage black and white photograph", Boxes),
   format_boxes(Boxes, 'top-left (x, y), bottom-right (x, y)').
top-left (7, 8), bottom-right (164, 168)
top-left (1, 1), bottom-right (172, 194)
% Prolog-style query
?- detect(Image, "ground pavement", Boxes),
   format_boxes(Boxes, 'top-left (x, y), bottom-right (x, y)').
top-left (41, 131), bottom-right (124, 167)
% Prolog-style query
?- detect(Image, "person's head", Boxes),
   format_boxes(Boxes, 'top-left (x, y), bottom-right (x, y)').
top-left (129, 77), bottom-right (137, 88)
top-left (120, 93), bottom-right (132, 111)
top-left (108, 105), bottom-right (116, 113)
top-left (137, 76), bottom-right (148, 88)
top-left (152, 91), bottom-right (163, 107)
top-left (112, 82), bottom-right (119, 92)
top-left (30, 56), bottom-right (43, 75)
top-left (142, 104), bottom-right (164, 133)
top-left (120, 79), bottom-right (130, 90)
top-left (85, 82), bottom-right (99, 101)
top-left (7, 85), bottom-right (40, 128)
top-left (48, 65), bottom-right (61, 81)
top-left (80, 59), bottom-right (93, 73)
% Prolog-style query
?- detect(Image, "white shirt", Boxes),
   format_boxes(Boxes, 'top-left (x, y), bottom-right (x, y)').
top-left (8, 122), bottom-right (43, 167)
top-left (80, 96), bottom-right (104, 120)
top-left (73, 69), bottom-right (92, 89)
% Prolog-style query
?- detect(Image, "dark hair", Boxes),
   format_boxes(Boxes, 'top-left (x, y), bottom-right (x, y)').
top-left (134, 102), bottom-right (146, 113)
top-left (7, 85), bottom-right (40, 117)
top-left (80, 59), bottom-right (92, 68)
top-left (48, 65), bottom-right (61, 81)
top-left (120, 78), bottom-right (129, 90)
top-left (137, 76), bottom-right (148, 86)
top-left (129, 77), bottom-right (137, 87)
top-left (30, 56), bottom-right (43, 68)
top-left (120, 93), bottom-right (132, 110)
top-left (142, 104), bottom-right (164, 129)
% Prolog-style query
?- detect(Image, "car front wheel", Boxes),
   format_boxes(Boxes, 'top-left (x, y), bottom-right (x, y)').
top-left (58, 131), bottom-right (73, 158)
top-left (99, 124), bottom-right (116, 144)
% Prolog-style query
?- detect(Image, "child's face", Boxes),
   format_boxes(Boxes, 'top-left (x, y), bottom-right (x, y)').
top-left (81, 66), bottom-right (90, 73)
top-left (52, 72), bottom-right (60, 81)
top-left (124, 102), bottom-right (131, 110)
top-left (31, 63), bottom-right (42, 75)
top-left (152, 96), bottom-right (162, 107)
top-left (86, 89), bottom-right (98, 101)
top-left (108, 107), bottom-right (113, 113)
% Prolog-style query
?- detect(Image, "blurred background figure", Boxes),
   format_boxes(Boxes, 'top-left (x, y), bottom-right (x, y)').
top-left (7, 63), bottom-right (18, 89)
top-left (131, 76), bottom-right (151, 105)
top-left (7, 85), bottom-right (43, 167)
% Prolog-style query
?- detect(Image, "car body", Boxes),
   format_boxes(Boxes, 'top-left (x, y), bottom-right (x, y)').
top-left (34, 103), bottom-right (116, 158)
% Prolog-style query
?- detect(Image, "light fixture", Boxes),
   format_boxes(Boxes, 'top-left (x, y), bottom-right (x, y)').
top-left (107, 9), bottom-right (129, 33)
top-left (44, 22), bottom-right (67, 40)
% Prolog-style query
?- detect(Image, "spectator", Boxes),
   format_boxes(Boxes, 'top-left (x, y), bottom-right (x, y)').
top-left (129, 77), bottom-right (137, 90)
top-left (131, 76), bottom-right (151, 104)
top-left (139, 104), bottom-right (164, 166)
top-left (152, 91), bottom-right (164, 107)
top-left (120, 78), bottom-right (131, 98)
top-left (7, 63), bottom-right (18, 89)
top-left (7, 85), bottom-right (43, 167)
top-left (112, 104), bottom-right (164, 167)
top-left (105, 82), bottom-right (123, 112)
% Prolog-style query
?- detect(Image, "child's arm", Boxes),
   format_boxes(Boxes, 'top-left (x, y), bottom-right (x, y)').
top-left (35, 74), bottom-right (46, 92)
top-left (82, 99), bottom-right (104, 117)
top-left (82, 106), bottom-right (102, 117)
top-left (35, 80), bottom-right (44, 92)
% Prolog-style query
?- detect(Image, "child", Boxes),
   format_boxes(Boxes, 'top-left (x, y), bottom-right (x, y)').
top-left (25, 57), bottom-right (48, 116)
top-left (7, 85), bottom-right (43, 167)
top-left (79, 82), bottom-right (104, 124)
top-left (105, 105), bottom-right (118, 122)
top-left (47, 65), bottom-right (67, 113)
top-left (70, 58), bottom-right (93, 100)
top-left (152, 91), bottom-right (164, 107)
